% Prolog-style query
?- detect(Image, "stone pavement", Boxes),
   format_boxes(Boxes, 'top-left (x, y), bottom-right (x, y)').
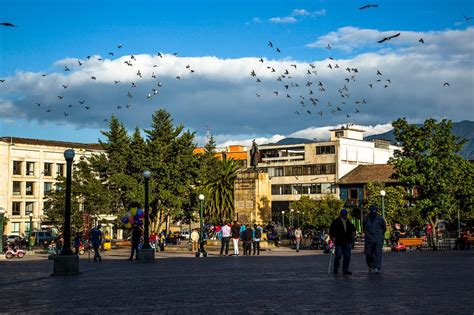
top-left (0, 250), bottom-right (473, 314)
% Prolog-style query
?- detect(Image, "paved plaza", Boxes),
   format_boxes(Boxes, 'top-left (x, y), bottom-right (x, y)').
top-left (0, 250), bottom-right (473, 314)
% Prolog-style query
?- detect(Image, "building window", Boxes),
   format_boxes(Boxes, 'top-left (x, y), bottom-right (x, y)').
top-left (56, 163), bottom-right (65, 177)
top-left (25, 222), bottom-right (31, 233)
top-left (349, 189), bottom-right (358, 200)
top-left (335, 131), bottom-right (344, 138)
top-left (12, 202), bottom-right (21, 216)
top-left (13, 181), bottom-right (21, 195)
top-left (13, 161), bottom-right (22, 175)
top-left (26, 162), bottom-right (35, 176)
top-left (44, 182), bottom-right (53, 193)
top-left (43, 163), bottom-right (53, 176)
top-left (25, 202), bottom-right (34, 215)
top-left (268, 167), bottom-right (284, 177)
top-left (26, 182), bottom-right (34, 195)
top-left (316, 145), bottom-right (336, 155)
top-left (310, 184), bottom-right (322, 194)
top-left (321, 183), bottom-right (336, 194)
top-left (11, 222), bottom-right (20, 234)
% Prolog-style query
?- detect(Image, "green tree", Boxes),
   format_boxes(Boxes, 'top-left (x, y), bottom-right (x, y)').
top-left (145, 109), bottom-right (199, 232)
top-left (291, 195), bottom-right (344, 230)
top-left (365, 182), bottom-right (420, 228)
top-left (204, 158), bottom-right (241, 222)
top-left (389, 118), bottom-right (472, 246)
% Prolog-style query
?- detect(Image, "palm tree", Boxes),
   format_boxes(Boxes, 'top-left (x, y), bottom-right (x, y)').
top-left (204, 158), bottom-right (241, 222)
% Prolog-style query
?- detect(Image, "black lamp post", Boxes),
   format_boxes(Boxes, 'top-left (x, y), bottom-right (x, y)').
top-left (141, 170), bottom-right (151, 249)
top-left (61, 149), bottom-right (75, 255)
top-left (197, 194), bottom-right (207, 257)
top-left (28, 212), bottom-right (33, 251)
top-left (0, 207), bottom-right (5, 253)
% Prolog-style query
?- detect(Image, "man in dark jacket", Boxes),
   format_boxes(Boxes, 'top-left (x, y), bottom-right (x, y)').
top-left (365, 205), bottom-right (386, 274)
top-left (243, 224), bottom-right (253, 255)
top-left (128, 223), bottom-right (142, 261)
top-left (329, 209), bottom-right (356, 275)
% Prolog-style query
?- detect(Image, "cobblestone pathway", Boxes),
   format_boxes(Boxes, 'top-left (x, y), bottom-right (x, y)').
top-left (0, 250), bottom-right (472, 314)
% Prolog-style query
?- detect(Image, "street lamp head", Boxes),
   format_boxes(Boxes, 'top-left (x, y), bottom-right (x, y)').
top-left (29, 212), bottom-right (33, 218)
top-left (198, 194), bottom-right (205, 201)
top-left (64, 149), bottom-right (75, 161)
top-left (143, 170), bottom-right (151, 179)
top-left (290, 209), bottom-right (294, 213)
top-left (281, 210), bottom-right (285, 214)
top-left (380, 189), bottom-right (386, 197)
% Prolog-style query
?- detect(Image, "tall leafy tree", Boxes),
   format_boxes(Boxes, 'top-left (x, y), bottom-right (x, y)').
top-left (291, 195), bottom-right (344, 229)
top-left (365, 182), bottom-right (420, 228)
top-left (389, 118), bottom-right (472, 246)
top-left (145, 109), bottom-right (199, 232)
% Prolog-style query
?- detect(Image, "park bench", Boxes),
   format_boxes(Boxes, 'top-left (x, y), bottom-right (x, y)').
top-left (398, 238), bottom-right (423, 251)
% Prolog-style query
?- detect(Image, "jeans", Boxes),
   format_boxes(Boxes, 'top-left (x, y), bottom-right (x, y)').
top-left (243, 241), bottom-right (252, 255)
top-left (253, 241), bottom-right (260, 255)
top-left (232, 238), bottom-right (239, 255)
top-left (93, 243), bottom-right (101, 262)
top-left (334, 243), bottom-right (351, 273)
top-left (220, 237), bottom-right (230, 255)
top-left (296, 239), bottom-right (301, 251)
top-left (365, 242), bottom-right (383, 269)
top-left (130, 242), bottom-right (139, 259)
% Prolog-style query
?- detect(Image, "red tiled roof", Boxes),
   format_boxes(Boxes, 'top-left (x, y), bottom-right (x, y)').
top-left (0, 137), bottom-right (103, 151)
top-left (338, 164), bottom-right (398, 184)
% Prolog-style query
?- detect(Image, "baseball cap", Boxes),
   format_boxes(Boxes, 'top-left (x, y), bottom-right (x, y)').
top-left (340, 209), bottom-right (348, 215)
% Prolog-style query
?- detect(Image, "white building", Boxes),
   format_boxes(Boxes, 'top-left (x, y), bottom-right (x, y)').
top-left (0, 137), bottom-right (104, 236)
top-left (249, 126), bottom-right (400, 214)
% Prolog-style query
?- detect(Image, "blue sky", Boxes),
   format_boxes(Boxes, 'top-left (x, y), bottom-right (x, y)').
top-left (1, 0), bottom-right (473, 145)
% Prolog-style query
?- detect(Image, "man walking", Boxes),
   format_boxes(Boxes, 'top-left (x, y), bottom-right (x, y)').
top-left (243, 224), bottom-right (253, 255)
top-left (231, 221), bottom-right (241, 256)
top-left (220, 222), bottom-right (231, 256)
top-left (90, 224), bottom-right (102, 263)
top-left (329, 209), bottom-right (355, 275)
top-left (253, 224), bottom-right (262, 255)
top-left (365, 205), bottom-right (386, 274)
top-left (128, 223), bottom-right (142, 261)
top-left (191, 228), bottom-right (200, 254)
top-left (294, 226), bottom-right (303, 252)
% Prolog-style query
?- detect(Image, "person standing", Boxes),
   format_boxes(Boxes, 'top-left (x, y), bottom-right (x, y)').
top-left (253, 224), bottom-right (262, 255)
top-left (191, 228), bottom-right (200, 254)
top-left (364, 205), bottom-right (387, 274)
top-left (294, 227), bottom-right (303, 252)
top-left (220, 222), bottom-right (231, 256)
top-left (231, 221), bottom-right (241, 256)
top-left (128, 223), bottom-right (142, 261)
top-left (90, 224), bottom-right (103, 263)
top-left (73, 232), bottom-right (82, 255)
top-left (243, 224), bottom-right (253, 255)
top-left (329, 209), bottom-right (355, 275)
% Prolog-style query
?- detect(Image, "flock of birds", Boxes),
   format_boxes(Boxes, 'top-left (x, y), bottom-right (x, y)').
top-left (248, 4), bottom-right (465, 118)
top-left (1, 5), bottom-right (472, 123)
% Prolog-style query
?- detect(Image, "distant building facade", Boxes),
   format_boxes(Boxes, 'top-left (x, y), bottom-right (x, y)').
top-left (0, 137), bottom-right (103, 236)
top-left (246, 127), bottom-right (400, 218)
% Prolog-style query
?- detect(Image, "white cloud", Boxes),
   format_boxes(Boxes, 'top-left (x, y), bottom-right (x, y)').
top-left (292, 9), bottom-right (311, 17)
top-left (269, 16), bottom-right (298, 24)
top-left (312, 9), bottom-right (326, 16)
top-left (0, 28), bottom-right (472, 144)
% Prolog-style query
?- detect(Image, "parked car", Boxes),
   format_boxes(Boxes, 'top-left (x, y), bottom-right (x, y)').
top-left (31, 231), bottom-right (55, 245)
top-left (7, 235), bottom-right (23, 243)
top-left (180, 230), bottom-right (190, 240)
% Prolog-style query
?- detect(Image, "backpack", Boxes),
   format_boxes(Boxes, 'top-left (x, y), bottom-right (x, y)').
top-left (254, 229), bottom-right (262, 239)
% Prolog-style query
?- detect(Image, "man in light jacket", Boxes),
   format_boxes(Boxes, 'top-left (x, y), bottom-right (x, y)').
top-left (220, 222), bottom-right (231, 256)
top-left (364, 205), bottom-right (387, 274)
top-left (191, 229), bottom-right (200, 253)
